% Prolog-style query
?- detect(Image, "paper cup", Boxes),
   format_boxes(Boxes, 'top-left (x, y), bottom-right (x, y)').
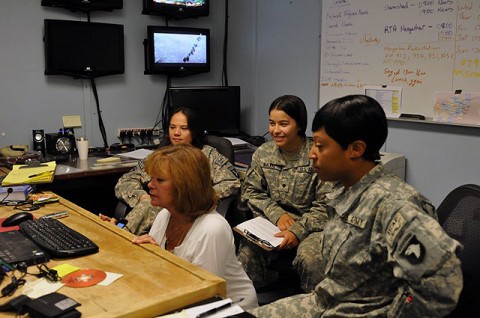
top-left (76, 139), bottom-right (89, 160)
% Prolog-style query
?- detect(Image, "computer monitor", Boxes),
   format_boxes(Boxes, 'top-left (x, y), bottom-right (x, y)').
top-left (142, 0), bottom-right (209, 19)
top-left (44, 19), bottom-right (124, 79)
top-left (168, 86), bottom-right (241, 136)
top-left (41, 0), bottom-right (123, 12)
top-left (144, 25), bottom-right (210, 77)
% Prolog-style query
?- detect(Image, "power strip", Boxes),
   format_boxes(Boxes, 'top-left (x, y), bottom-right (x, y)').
top-left (117, 127), bottom-right (161, 138)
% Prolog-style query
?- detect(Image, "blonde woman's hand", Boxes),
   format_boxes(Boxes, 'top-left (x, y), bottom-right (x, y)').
top-left (132, 234), bottom-right (158, 245)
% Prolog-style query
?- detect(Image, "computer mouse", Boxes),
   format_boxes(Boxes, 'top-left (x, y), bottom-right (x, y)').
top-left (1, 212), bottom-right (33, 227)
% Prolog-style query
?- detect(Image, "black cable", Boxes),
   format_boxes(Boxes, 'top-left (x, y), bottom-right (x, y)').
top-left (154, 76), bottom-right (172, 135)
top-left (0, 187), bottom-right (13, 204)
top-left (222, 0), bottom-right (230, 86)
top-left (1, 267), bottom-right (26, 298)
top-left (90, 78), bottom-right (109, 148)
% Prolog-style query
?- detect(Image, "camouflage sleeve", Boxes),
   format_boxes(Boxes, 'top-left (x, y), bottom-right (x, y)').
top-left (384, 201), bottom-right (463, 317)
top-left (204, 147), bottom-right (241, 199)
top-left (241, 153), bottom-right (286, 224)
top-left (289, 181), bottom-right (332, 241)
top-left (114, 160), bottom-right (151, 208)
top-left (124, 200), bottom-right (161, 235)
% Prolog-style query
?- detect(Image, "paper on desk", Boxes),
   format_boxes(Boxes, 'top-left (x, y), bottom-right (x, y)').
top-left (156, 299), bottom-right (244, 318)
top-left (98, 272), bottom-right (124, 286)
top-left (23, 278), bottom-right (64, 299)
top-left (115, 148), bottom-right (153, 160)
top-left (224, 137), bottom-right (248, 147)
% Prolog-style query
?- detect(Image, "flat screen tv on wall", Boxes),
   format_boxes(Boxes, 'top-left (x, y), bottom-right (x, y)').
top-left (41, 0), bottom-right (123, 12)
top-left (142, 0), bottom-right (208, 19)
top-left (44, 19), bottom-right (125, 79)
top-left (144, 25), bottom-right (210, 77)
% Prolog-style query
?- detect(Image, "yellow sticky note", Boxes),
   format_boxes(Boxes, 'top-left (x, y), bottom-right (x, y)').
top-left (62, 115), bottom-right (82, 128)
top-left (52, 264), bottom-right (81, 278)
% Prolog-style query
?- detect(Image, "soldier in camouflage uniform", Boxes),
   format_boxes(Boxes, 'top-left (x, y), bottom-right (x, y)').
top-left (238, 95), bottom-right (331, 291)
top-left (113, 107), bottom-right (240, 235)
top-left (250, 95), bottom-right (462, 317)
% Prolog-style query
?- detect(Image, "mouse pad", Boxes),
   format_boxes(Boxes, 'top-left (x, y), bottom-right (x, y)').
top-left (0, 218), bottom-right (20, 233)
top-left (0, 230), bottom-right (49, 266)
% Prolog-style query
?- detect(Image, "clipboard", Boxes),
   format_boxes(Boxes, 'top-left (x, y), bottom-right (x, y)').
top-left (1, 161), bottom-right (57, 186)
top-left (233, 217), bottom-right (283, 251)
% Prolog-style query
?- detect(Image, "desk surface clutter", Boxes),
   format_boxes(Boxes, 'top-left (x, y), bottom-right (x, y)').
top-left (0, 193), bottom-right (226, 317)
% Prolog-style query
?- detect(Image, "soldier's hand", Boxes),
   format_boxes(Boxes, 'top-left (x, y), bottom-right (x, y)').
top-left (99, 213), bottom-right (117, 225)
top-left (277, 213), bottom-right (295, 231)
top-left (275, 230), bottom-right (299, 250)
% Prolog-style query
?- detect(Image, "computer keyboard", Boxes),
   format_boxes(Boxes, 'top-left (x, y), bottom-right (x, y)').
top-left (19, 218), bottom-right (99, 258)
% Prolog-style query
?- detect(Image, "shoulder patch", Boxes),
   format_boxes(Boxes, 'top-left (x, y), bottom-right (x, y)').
top-left (386, 213), bottom-right (406, 248)
top-left (401, 235), bottom-right (425, 264)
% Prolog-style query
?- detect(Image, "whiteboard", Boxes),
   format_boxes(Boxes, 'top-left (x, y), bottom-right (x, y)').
top-left (319, 0), bottom-right (480, 121)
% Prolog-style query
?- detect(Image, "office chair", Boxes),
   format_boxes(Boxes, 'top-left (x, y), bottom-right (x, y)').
top-left (203, 135), bottom-right (238, 224)
top-left (436, 184), bottom-right (480, 317)
top-left (204, 135), bottom-right (235, 165)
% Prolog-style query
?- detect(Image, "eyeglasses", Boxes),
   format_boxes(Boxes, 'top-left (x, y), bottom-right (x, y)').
top-left (13, 201), bottom-right (40, 211)
top-left (36, 264), bottom-right (59, 283)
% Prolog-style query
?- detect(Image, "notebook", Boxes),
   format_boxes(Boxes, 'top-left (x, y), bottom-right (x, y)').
top-left (1, 161), bottom-right (56, 186)
top-left (0, 230), bottom-right (49, 266)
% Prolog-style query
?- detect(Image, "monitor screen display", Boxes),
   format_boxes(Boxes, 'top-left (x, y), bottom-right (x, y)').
top-left (145, 26), bottom-right (209, 77)
top-left (44, 19), bottom-right (124, 79)
top-left (143, 0), bottom-right (209, 19)
top-left (168, 86), bottom-right (241, 136)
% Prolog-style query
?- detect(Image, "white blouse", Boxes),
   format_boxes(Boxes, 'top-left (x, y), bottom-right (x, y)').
top-left (149, 209), bottom-right (258, 310)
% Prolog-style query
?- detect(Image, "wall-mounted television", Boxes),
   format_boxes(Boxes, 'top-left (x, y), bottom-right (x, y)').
top-left (44, 19), bottom-right (124, 79)
top-left (168, 86), bottom-right (241, 136)
top-left (144, 25), bottom-right (210, 77)
top-left (41, 0), bottom-right (123, 12)
top-left (142, 0), bottom-right (209, 19)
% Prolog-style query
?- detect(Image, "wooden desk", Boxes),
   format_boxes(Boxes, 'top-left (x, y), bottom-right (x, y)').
top-left (0, 195), bottom-right (226, 317)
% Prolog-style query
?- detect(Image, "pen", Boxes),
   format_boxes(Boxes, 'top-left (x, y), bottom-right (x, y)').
top-left (243, 229), bottom-right (275, 249)
top-left (28, 171), bottom-right (50, 178)
top-left (196, 301), bottom-right (233, 318)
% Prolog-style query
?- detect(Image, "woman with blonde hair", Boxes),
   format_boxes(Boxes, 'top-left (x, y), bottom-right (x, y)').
top-left (132, 144), bottom-right (257, 310)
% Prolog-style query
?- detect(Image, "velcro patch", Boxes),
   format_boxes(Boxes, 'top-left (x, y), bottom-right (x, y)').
top-left (346, 214), bottom-right (367, 229)
top-left (386, 213), bottom-right (406, 248)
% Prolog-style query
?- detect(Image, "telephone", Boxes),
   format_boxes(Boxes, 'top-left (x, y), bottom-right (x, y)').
top-left (0, 145), bottom-right (29, 157)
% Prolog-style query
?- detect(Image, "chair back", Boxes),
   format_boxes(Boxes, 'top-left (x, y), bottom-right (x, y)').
top-left (437, 184), bottom-right (480, 317)
top-left (204, 135), bottom-right (235, 164)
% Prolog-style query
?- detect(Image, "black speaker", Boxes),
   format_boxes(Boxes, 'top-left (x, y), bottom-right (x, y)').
top-left (45, 133), bottom-right (76, 156)
top-left (32, 130), bottom-right (45, 155)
